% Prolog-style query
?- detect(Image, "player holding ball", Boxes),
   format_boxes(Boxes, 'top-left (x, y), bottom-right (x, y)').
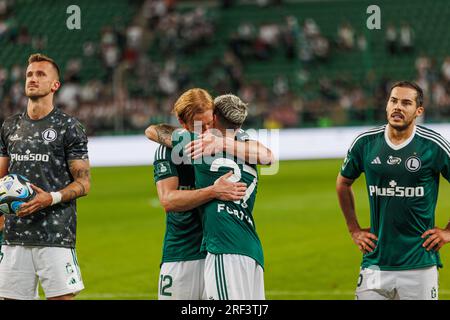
top-left (0, 53), bottom-right (91, 300)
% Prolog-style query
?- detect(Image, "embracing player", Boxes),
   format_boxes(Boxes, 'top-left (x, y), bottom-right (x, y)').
top-left (149, 93), bottom-right (272, 300)
top-left (0, 54), bottom-right (90, 300)
top-left (149, 88), bottom-right (250, 300)
top-left (177, 94), bottom-right (265, 300)
top-left (336, 81), bottom-right (450, 300)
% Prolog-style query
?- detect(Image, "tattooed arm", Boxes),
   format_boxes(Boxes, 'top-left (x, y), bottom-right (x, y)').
top-left (17, 159), bottom-right (91, 217)
top-left (60, 159), bottom-right (91, 202)
top-left (185, 132), bottom-right (275, 165)
top-left (145, 124), bottom-right (177, 148)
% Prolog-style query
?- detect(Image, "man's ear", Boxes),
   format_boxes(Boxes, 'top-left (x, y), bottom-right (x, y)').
top-left (213, 114), bottom-right (219, 127)
top-left (178, 117), bottom-right (189, 130)
top-left (415, 106), bottom-right (424, 118)
top-left (51, 80), bottom-right (61, 93)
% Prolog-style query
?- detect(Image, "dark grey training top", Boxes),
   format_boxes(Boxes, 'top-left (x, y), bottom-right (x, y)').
top-left (0, 107), bottom-right (88, 248)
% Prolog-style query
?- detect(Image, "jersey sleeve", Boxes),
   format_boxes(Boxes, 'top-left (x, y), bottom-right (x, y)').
top-left (153, 145), bottom-right (178, 183)
top-left (235, 129), bottom-right (250, 142)
top-left (64, 119), bottom-right (89, 160)
top-left (437, 141), bottom-right (450, 182)
top-left (340, 138), bottom-right (364, 179)
top-left (0, 122), bottom-right (8, 157)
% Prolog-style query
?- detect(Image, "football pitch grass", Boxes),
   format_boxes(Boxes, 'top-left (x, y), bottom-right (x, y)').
top-left (68, 159), bottom-right (450, 300)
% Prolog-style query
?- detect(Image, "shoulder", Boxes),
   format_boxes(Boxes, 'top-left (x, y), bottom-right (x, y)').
top-left (235, 128), bottom-right (250, 142)
top-left (416, 125), bottom-right (449, 142)
top-left (1, 113), bottom-right (23, 137)
top-left (154, 144), bottom-right (173, 162)
top-left (55, 110), bottom-right (87, 140)
top-left (416, 125), bottom-right (450, 156)
top-left (348, 125), bottom-right (386, 152)
top-left (172, 128), bottom-right (196, 148)
top-left (2, 112), bottom-right (23, 128)
top-left (172, 128), bottom-right (189, 141)
top-left (55, 108), bottom-right (84, 128)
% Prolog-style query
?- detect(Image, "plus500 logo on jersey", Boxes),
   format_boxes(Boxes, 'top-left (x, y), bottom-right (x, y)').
top-left (11, 153), bottom-right (50, 162)
top-left (369, 180), bottom-right (424, 197)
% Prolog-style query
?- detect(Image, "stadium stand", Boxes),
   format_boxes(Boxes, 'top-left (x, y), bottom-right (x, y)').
top-left (0, 0), bottom-right (449, 135)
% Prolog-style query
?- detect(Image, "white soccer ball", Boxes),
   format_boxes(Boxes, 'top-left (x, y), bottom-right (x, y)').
top-left (0, 174), bottom-right (35, 216)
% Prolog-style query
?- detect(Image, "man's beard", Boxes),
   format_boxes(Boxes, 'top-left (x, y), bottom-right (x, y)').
top-left (26, 89), bottom-right (50, 99)
top-left (388, 117), bottom-right (414, 131)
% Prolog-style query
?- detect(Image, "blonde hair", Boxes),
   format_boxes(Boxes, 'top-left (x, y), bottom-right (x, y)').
top-left (172, 88), bottom-right (213, 124)
top-left (28, 53), bottom-right (60, 79)
top-left (214, 94), bottom-right (248, 129)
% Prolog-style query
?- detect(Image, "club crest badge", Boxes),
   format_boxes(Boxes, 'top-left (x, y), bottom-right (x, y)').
top-left (42, 128), bottom-right (57, 142)
top-left (405, 156), bottom-right (421, 172)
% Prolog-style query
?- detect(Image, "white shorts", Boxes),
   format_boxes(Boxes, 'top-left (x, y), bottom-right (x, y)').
top-left (355, 266), bottom-right (438, 300)
top-left (204, 253), bottom-right (265, 300)
top-left (158, 259), bottom-right (205, 300)
top-left (0, 245), bottom-right (84, 300)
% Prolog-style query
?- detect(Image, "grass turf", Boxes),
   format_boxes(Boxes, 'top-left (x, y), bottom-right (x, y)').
top-left (69, 159), bottom-right (450, 300)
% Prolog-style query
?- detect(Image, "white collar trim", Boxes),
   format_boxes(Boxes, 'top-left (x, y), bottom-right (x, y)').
top-left (384, 125), bottom-right (416, 150)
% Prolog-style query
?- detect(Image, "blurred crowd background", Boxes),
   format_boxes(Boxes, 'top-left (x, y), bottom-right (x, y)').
top-left (0, 0), bottom-right (449, 136)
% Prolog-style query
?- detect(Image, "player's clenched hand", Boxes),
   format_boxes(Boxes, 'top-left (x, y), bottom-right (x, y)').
top-left (185, 132), bottom-right (225, 159)
top-left (421, 227), bottom-right (450, 251)
top-left (213, 171), bottom-right (247, 201)
top-left (351, 227), bottom-right (378, 254)
top-left (17, 184), bottom-right (52, 217)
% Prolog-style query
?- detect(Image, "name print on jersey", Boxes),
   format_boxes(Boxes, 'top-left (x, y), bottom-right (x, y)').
top-left (217, 203), bottom-right (254, 227)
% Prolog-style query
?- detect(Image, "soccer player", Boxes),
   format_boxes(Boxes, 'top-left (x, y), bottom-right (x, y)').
top-left (177, 94), bottom-right (265, 300)
top-left (151, 88), bottom-right (249, 300)
top-left (0, 53), bottom-right (91, 300)
top-left (336, 81), bottom-right (450, 300)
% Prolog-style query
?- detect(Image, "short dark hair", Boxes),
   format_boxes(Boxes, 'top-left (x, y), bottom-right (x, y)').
top-left (28, 53), bottom-right (60, 79)
top-left (389, 81), bottom-right (424, 107)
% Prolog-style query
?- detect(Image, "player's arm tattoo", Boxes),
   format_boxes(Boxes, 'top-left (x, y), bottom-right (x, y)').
top-left (145, 124), bottom-right (176, 148)
top-left (60, 159), bottom-right (91, 202)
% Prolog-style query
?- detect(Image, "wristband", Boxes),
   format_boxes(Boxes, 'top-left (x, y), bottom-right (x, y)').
top-left (50, 192), bottom-right (62, 206)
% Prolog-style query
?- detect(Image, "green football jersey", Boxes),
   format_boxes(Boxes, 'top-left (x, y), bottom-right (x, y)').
top-left (341, 125), bottom-right (450, 271)
top-left (153, 144), bottom-right (206, 264)
top-left (172, 129), bottom-right (264, 269)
